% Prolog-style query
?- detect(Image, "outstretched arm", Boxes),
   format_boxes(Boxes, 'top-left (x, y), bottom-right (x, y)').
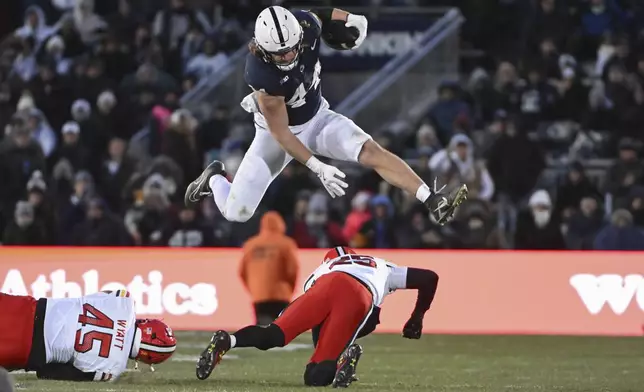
top-left (257, 92), bottom-right (348, 198)
top-left (388, 266), bottom-right (439, 339)
top-left (257, 92), bottom-right (313, 165)
top-left (405, 267), bottom-right (440, 321)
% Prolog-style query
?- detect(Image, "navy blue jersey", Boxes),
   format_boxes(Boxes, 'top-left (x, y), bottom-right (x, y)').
top-left (245, 10), bottom-right (323, 126)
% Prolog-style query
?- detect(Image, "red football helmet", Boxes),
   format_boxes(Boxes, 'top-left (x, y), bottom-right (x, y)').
top-left (323, 246), bottom-right (356, 262)
top-left (135, 319), bottom-right (177, 365)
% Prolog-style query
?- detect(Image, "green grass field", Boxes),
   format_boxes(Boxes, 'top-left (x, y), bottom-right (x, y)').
top-left (11, 332), bottom-right (643, 392)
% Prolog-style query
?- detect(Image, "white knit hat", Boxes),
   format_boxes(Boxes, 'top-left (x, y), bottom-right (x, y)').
top-left (17, 94), bottom-right (35, 112)
top-left (62, 121), bottom-right (80, 134)
top-left (46, 35), bottom-right (65, 52)
top-left (528, 189), bottom-right (552, 207)
top-left (97, 90), bottom-right (116, 108)
top-left (71, 99), bottom-right (91, 120)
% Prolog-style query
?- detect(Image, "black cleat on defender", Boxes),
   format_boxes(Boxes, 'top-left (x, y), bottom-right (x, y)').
top-left (184, 161), bottom-right (227, 208)
top-left (332, 344), bottom-right (363, 388)
top-left (196, 330), bottom-right (232, 381)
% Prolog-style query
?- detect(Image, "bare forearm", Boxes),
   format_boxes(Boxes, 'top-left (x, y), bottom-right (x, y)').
top-left (270, 128), bottom-right (313, 164)
top-left (315, 8), bottom-right (349, 23)
top-left (331, 9), bottom-right (349, 22)
top-left (259, 93), bottom-right (314, 164)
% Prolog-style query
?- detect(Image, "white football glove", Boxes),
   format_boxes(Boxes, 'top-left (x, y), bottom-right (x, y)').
top-left (346, 14), bottom-right (368, 49)
top-left (306, 157), bottom-right (348, 198)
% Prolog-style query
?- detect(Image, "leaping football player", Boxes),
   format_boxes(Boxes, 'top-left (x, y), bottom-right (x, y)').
top-left (0, 290), bottom-right (176, 382)
top-left (184, 6), bottom-right (467, 225)
top-left (195, 246), bottom-right (439, 388)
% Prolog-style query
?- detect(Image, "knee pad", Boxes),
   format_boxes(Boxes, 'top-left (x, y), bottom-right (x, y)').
top-left (255, 324), bottom-right (285, 351)
top-left (303, 361), bottom-right (336, 387)
top-left (221, 205), bottom-right (253, 223)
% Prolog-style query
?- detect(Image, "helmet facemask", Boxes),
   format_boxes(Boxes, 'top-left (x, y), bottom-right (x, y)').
top-left (133, 319), bottom-right (176, 369)
top-left (254, 27), bottom-right (303, 71)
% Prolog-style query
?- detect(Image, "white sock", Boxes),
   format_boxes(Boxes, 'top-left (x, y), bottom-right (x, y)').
top-left (416, 183), bottom-right (431, 203)
top-left (209, 174), bottom-right (231, 214)
top-left (229, 334), bottom-right (237, 348)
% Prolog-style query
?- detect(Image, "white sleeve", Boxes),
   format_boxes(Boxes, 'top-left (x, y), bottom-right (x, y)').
top-left (428, 149), bottom-right (450, 173)
top-left (153, 11), bottom-right (164, 37)
top-left (195, 10), bottom-right (212, 33)
top-left (386, 265), bottom-right (408, 292)
top-left (51, 0), bottom-right (75, 11)
top-left (186, 56), bottom-right (200, 74)
top-left (478, 167), bottom-right (495, 201)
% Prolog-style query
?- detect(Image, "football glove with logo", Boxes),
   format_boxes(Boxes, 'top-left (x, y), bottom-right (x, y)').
top-left (306, 156), bottom-right (348, 198)
top-left (345, 14), bottom-right (368, 49)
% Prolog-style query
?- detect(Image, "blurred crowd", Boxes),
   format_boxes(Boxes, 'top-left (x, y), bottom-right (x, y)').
top-left (1, 0), bottom-right (644, 251)
top-left (0, 0), bottom-right (253, 247)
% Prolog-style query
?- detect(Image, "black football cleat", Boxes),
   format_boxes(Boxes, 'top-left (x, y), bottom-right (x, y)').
top-left (196, 330), bottom-right (231, 381)
top-left (424, 178), bottom-right (468, 225)
top-left (332, 344), bottom-right (363, 388)
top-left (184, 160), bottom-right (227, 208)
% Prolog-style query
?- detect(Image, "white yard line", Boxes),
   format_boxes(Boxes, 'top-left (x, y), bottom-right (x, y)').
top-left (178, 342), bottom-right (312, 351)
top-left (268, 343), bottom-right (312, 352)
top-left (171, 354), bottom-right (240, 362)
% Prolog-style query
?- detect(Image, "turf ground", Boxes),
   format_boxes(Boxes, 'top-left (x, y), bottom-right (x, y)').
top-left (11, 331), bottom-right (643, 392)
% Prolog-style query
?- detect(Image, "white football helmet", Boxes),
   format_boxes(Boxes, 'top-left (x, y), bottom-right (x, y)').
top-left (253, 6), bottom-right (303, 71)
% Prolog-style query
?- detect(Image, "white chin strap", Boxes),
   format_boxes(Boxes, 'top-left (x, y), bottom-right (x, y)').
top-left (130, 328), bottom-right (142, 359)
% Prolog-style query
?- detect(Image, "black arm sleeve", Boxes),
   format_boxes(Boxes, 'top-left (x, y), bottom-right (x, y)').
top-left (405, 268), bottom-right (439, 318)
top-left (36, 363), bottom-right (96, 382)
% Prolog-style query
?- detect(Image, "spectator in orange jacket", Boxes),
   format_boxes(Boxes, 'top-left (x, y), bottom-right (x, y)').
top-left (240, 211), bottom-right (299, 325)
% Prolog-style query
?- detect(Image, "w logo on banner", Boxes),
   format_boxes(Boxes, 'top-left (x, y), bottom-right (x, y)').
top-left (569, 274), bottom-right (643, 315)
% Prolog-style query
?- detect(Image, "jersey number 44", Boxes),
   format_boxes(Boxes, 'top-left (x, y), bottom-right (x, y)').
top-left (286, 61), bottom-right (322, 108)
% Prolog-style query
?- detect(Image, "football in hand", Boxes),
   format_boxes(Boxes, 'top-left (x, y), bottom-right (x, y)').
top-left (321, 20), bottom-right (359, 50)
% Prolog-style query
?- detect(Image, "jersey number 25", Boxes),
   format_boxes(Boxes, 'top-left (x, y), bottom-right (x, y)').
top-left (74, 304), bottom-right (114, 358)
top-left (329, 254), bottom-right (377, 269)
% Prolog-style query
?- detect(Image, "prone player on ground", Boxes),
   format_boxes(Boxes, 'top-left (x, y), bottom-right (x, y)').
top-left (195, 246), bottom-right (439, 388)
top-left (0, 290), bottom-right (176, 382)
top-left (185, 5), bottom-right (467, 226)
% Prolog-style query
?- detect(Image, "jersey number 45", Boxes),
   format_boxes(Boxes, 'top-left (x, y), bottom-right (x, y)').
top-left (74, 303), bottom-right (114, 358)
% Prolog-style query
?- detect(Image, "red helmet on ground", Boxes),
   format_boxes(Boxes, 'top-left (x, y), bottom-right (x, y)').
top-left (135, 319), bottom-right (177, 365)
top-left (323, 246), bottom-right (356, 262)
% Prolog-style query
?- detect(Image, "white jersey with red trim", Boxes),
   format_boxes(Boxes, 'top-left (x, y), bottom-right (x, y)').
top-left (303, 251), bottom-right (408, 306)
top-left (43, 290), bottom-right (140, 381)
